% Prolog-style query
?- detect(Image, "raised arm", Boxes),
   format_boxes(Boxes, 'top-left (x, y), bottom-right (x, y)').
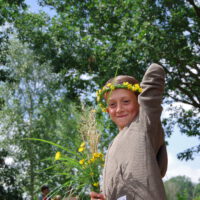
top-left (139, 63), bottom-right (165, 112)
top-left (138, 63), bottom-right (167, 175)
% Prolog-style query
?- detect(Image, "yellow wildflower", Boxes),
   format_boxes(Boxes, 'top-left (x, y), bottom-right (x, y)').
top-left (90, 172), bottom-right (94, 176)
top-left (110, 85), bottom-right (115, 90)
top-left (132, 85), bottom-right (137, 92)
top-left (102, 86), bottom-right (106, 91)
top-left (131, 86), bottom-right (135, 92)
top-left (106, 83), bottom-right (112, 87)
top-left (93, 182), bottom-right (99, 187)
top-left (93, 152), bottom-right (99, 158)
top-left (90, 157), bottom-right (95, 163)
top-left (78, 147), bottom-right (85, 152)
top-left (98, 89), bottom-right (102, 94)
top-left (97, 96), bottom-right (100, 102)
top-left (55, 152), bottom-right (61, 160)
top-left (134, 84), bottom-right (140, 90)
top-left (102, 108), bottom-right (107, 112)
top-left (127, 84), bottom-right (132, 89)
top-left (88, 159), bottom-right (91, 164)
top-left (93, 152), bottom-right (104, 158)
top-left (79, 159), bottom-right (85, 165)
top-left (80, 142), bottom-right (85, 148)
top-left (123, 82), bottom-right (129, 86)
top-left (99, 103), bottom-right (103, 108)
top-left (135, 83), bottom-right (140, 87)
top-left (99, 152), bottom-right (104, 158)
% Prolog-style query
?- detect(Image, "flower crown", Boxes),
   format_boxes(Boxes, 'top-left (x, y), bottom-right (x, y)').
top-left (96, 82), bottom-right (142, 112)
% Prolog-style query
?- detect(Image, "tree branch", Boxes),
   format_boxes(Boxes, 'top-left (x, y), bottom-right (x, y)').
top-left (186, 0), bottom-right (200, 18)
top-left (177, 86), bottom-right (200, 108)
top-left (168, 92), bottom-right (194, 107)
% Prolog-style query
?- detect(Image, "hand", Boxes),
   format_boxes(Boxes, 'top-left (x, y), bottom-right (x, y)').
top-left (90, 191), bottom-right (106, 200)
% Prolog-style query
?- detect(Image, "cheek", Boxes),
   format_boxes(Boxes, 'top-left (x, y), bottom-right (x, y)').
top-left (130, 104), bottom-right (139, 114)
top-left (107, 108), bottom-right (115, 117)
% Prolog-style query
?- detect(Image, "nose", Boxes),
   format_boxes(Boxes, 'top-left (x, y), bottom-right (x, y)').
top-left (116, 102), bottom-right (123, 113)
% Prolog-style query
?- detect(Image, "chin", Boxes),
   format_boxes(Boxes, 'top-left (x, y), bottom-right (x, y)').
top-left (118, 123), bottom-right (126, 130)
top-left (117, 120), bottom-right (132, 130)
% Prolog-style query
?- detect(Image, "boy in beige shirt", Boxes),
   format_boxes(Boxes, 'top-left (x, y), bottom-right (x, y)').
top-left (91, 63), bottom-right (167, 200)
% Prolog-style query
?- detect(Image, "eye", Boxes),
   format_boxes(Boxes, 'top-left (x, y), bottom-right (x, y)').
top-left (108, 102), bottom-right (116, 108)
top-left (123, 100), bottom-right (130, 104)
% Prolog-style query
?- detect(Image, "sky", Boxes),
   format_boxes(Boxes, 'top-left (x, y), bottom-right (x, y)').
top-left (165, 129), bottom-right (200, 183)
top-left (163, 103), bottom-right (200, 183)
top-left (24, 0), bottom-right (200, 184)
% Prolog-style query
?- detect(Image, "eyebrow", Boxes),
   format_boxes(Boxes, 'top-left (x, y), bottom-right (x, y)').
top-left (108, 96), bottom-right (131, 101)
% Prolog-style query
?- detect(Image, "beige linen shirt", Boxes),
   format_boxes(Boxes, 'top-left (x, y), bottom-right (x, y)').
top-left (102, 63), bottom-right (168, 200)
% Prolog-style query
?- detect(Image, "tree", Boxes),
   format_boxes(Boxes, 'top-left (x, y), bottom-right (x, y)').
top-left (164, 176), bottom-right (194, 200)
top-left (193, 181), bottom-right (200, 199)
top-left (0, 148), bottom-right (23, 200)
top-left (13, 0), bottom-right (200, 160)
top-left (0, 40), bottom-right (82, 199)
top-left (0, 0), bottom-right (27, 80)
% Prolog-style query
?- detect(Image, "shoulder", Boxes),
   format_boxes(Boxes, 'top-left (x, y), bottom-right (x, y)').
top-left (38, 194), bottom-right (43, 200)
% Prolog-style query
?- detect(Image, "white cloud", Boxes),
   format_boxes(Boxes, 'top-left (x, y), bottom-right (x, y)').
top-left (163, 152), bottom-right (200, 183)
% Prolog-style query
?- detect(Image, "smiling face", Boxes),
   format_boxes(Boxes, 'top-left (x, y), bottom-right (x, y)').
top-left (43, 188), bottom-right (49, 195)
top-left (105, 89), bottom-right (139, 130)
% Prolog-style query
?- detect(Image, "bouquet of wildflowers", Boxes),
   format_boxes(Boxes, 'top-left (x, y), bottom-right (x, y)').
top-left (54, 108), bottom-right (104, 198)
top-left (29, 107), bottom-right (104, 199)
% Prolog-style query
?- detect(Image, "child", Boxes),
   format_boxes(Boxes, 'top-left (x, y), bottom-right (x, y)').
top-left (90, 63), bottom-right (168, 200)
top-left (38, 185), bottom-right (51, 200)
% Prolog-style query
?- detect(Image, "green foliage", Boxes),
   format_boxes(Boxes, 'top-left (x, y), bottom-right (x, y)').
top-left (0, 40), bottom-right (83, 199)
top-left (193, 197), bottom-right (200, 200)
top-left (1, 0), bottom-right (200, 198)
top-left (0, 148), bottom-right (23, 200)
top-left (25, 107), bottom-right (105, 199)
top-left (13, 0), bottom-right (200, 160)
top-left (164, 106), bottom-right (200, 161)
top-left (0, 0), bottom-right (27, 76)
top-left (164, 176), bottom-right (200, 200)
top-left (0, 39), bottom-right (112, 199)
top-left (193, 182), bottom-right (200, 199)
top-left (177, 190), bottom-right (189, 200)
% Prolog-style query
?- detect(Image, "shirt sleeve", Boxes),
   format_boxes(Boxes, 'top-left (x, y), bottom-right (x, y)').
top-left (139, 63), bottom-right (165, 114)
top-left (138, 63), bottom-right (167, 177)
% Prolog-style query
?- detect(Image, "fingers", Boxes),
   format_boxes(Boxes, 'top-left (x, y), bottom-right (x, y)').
top-left (90, 191), bottom-right (99, 200)
top-left (90, 192), bottom-right (105, 200)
